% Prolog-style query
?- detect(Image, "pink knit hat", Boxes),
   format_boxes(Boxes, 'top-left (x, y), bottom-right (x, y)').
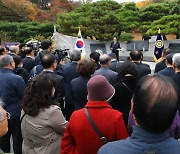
top-left (87, 75), bottom-right (115, 101)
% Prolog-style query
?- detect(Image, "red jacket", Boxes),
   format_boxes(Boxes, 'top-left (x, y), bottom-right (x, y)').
top-left (61, 101), bottom-right (128, 154)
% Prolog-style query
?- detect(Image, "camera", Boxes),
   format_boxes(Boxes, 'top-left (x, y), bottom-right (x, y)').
top-left (54, 49), bottom-right (69, 62)
top-left (26, 40), bottom-right (41, 56)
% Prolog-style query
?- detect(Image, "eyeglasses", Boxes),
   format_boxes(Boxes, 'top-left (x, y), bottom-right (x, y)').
top-left (0, 112), bottom-right (10, 122)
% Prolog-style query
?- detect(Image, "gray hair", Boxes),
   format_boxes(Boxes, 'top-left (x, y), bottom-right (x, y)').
top-left (172, 53), bottom-right (180, 69)
top-left (69, 50), bottom-right (81, 61)
top-left (9, 46), bottom-right (19, 53)
top-left (0, 55), bottom-right (13, 68)
top-left (99, 54), bottom-right (111, 65)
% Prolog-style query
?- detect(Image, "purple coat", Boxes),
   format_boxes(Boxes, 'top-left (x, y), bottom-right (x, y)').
top-left (128, 110), bottom-right (180, 139)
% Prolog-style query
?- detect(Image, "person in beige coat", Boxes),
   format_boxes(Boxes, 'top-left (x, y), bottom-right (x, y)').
top-left (21, 74), bottom-right (68, 154)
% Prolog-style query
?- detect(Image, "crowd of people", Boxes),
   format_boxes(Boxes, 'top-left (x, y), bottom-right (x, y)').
top-left (0, 40), bottom-right (179, 154)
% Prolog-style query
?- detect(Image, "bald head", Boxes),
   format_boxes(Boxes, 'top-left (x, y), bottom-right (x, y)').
top-left (133, 74), bottom-right (179, 133)
top-left (99, 54), bottom-right (111, 66)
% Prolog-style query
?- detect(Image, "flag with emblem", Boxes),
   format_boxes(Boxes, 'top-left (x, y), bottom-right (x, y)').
top-left (153, 29), bottom-right (164, 63)
top-left (75, 28), bottom-right (86, 59)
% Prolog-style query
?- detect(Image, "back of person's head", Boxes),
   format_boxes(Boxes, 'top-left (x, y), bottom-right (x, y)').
top-left (9, 45), bottom-right (19, 54)
top-left (90, 51), bottom-right (100, 63)
top-left (99, 54), bottom-right (111, 65)
top-left (130, 50), bottom-right (142, 61)
top-left (24, 47), bottom-right (33, 55)
top-left (162, 48), bottom-right (171, 57)
top-left (39, 50), bottom-right (51, 61)
top-left (173, 53), bottom-right (180, 70)
top-left (19, 43), bottom-right (26, 50)
top-left (77, 58), bottom-right (96, 76)
top-left (23, 74), bottom-right (56, 117)
top-left (87, 75), bottom-right (115, 101)
top-left (109, 53), bottom-right (117, 60)
top-left (0, 55), bottom-right (14, 68)
top-left (120, 60), bottom-right (138, 77)
top-left (133, 74), bottom-right (179, 133)
top-left (13, 55), bottom-right (23, 68)
top-left (41, 53), bottom-right (56, 69)
top-left (0, 46), bottom-right (6, 55)
top-left (41, 40), bottom-right (52, 50)
top-left (69, 50), bottom-right (81, 62)
top-left (165, 54), bottom-right (173, 65)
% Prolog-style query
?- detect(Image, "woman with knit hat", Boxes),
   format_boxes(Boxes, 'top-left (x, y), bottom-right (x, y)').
top-left (61, 75), bottom-right (128, 154)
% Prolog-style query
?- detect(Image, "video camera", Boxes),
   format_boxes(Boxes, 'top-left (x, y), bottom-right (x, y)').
top-left (54, 49), bottom-right (69, 62)
top-left (26, 40), bottom-right (41, 56)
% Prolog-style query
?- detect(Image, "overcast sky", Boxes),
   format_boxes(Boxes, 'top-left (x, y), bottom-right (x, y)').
top-left (92, 0), bottom-right (144, 3)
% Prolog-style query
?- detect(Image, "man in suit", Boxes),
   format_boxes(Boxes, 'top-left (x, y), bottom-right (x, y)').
top-left (94, 54), bottom-right (118, 86)
top-left (154, 48), bottom-right (171, 73)
top-left (62, 50), bottom-right (81, 121)
top-left (0, 55), bottom-right (26, 154)
top-left (35, 40), bottom-right (52, 65)
top-left (40, 53), bottom-right (65, 115)
top-left (23, 47), bottom-right (35, 73)
top-left (158, 54), bottom-right (175, 77)
top-left (110, 37), bottom-right (121, 61)
top-left (130, 50), bottom-right (151, 80)
top-left (109, 53), bottom-right (122, 73)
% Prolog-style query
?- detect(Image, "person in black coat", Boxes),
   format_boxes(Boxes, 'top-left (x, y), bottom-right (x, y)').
top-left (158, 54), bottom-right (175, 77)
top-left (71, 58), bottom-right (96, 110)
top-left (23, 47), bottom-right (35, 73)
top-left (154, 48), bottom-right (171, 73)
top-left (40, 53), bottom-right (65, 115)
top-left (13, 55), bottom-right (30, 84)
top-left (130, 50), bottom-right (151, 80)
top-left (90, 51), bottom-right (101, 70)
top-left (110, 37), bottom-right (121, 61)
top-left (62, 50), bottom-right (81, 120)
top-left (110, 60), bottom-right (138, 126)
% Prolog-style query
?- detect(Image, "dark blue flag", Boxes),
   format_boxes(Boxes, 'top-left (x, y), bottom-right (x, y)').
top-left (154, 30), bottom-right (164, 63)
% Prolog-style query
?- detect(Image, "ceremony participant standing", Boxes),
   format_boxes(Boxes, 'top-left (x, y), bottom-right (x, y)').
top-left (61, 75), bottom-right (128, 154)
top-left (9, 45), bottom-right (19, 56)
top-left (109, 53), bottom-right (122, 72)
top-left (99, 74), bottom-right (180, 154)
top-left (62, 50), bottom-right (81, 121)
top-left (13, 55), bottom-right (30, 84)
top-left (23, 47), bottom-right (35, 73)
top-left (90, 51), bottom-right (101, 70)
top-left (154, 48), bottom-right (171, 73)
top-left (71, 58), bottom-right (96, 110)
top-left (94, 54), bottom-right (118, 86)
top-left (110, 37), bottom-right (121, 61)
top-left (158, 54), bottom-right (175, 77)
top-left (35, 40), bottom-right (52, 65)
top-left (41, 53), bottom-right (65, 115)
top-left (130, 50), bottom-right (151, 80)
top-left (21, 74), bottom-right (68, 154)
top-left (0, 46), bottom-right (8, 56)
top-left (0, 55), bottom-right (26, 154)
top-left (110, 61), bottom-right (138, 126)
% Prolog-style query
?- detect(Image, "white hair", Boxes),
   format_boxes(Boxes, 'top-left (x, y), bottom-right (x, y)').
top-left (172, 53), bottom-right (180, 69)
